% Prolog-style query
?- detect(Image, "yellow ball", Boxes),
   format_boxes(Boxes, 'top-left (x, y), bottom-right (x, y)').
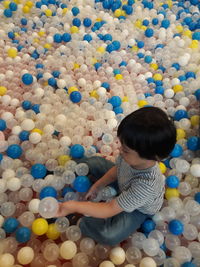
top-left (70, 26), bottom-right (79, 33)
top-left (190, 40), bottom-right (199, 49)
top-left (62, 7), bottom-right (68, 14)
top-left (159, 162), bottom-right (167, 174)
top-left (176, 128), bottom-right (186, 140)
top-left (3, 1), bottom-right (10, 8)
top-left (176, 25), bottom-right (183, 33)
top-left (150, 63), bottom-right (158, 70)
top-left (153, 73), bottom-right (163, 81)
top-left (45, 9), bottom-right (52, 16)
top-left (22, 5), bottom-right (30, 13)
top-left (73, 63), bottom-right (80, 69)
top-left (32, 218), bottom-right (48, 236)
top-left (7, 48), bottom-right (17, 58)
top-left (191, 115), bottom-right (199, 127)
top-left (122, 96), bottom-right (129, 102)
top-left (135, 19), bottom-right (142, 28)
top-left (31, 128), bottom-right (43, 135)
top-left (60, 241), bottom-right (77, 260)
top-left (131, 45), bottom-right (139, 52)
top-left (183, 30), bottom-right (192, 38)
top-left (46, 223), bottom-right (60, 240)
top-left (165, 188), bottom-right (180, 200)
top-left (115, 74), bottom-right (123, 80)
top-left (141, 26), bottom-right (147, 31)
top-left (68, 86), bottom-right (78, 94)
top-left (114, 9), bottom-right (122, 17)
top-left (44, 43), bottom-right (51, 49)
top-left (90, 90), bottom-right (99, 99)
top-left (97, 46), bottom-right (105, 53)
top-left (58, 155), bottom-right (71, 166)
top-left (17, 247), bottom-right (34, 265)
top-left (138, 100), bottom-right (148, 108)
top-left (25, 0), bottom-right (33, 7)
top-left (0, 86), bottom-right (7, 96)
top-left (173, 84), bottom-right (183, 93)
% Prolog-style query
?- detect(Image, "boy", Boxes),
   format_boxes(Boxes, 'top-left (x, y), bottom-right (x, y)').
top-left (56, 107), bottom-right (176, 245)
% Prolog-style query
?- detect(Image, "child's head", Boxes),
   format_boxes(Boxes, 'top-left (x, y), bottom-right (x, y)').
top-left (117, 107), bottom-right (176, 161)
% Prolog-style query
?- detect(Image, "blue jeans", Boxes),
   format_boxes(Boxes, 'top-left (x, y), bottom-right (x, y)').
top-left (75, 156), bottom-right (149, 246)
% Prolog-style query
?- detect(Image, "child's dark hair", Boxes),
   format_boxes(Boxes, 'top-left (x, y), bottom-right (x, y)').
top-left (117, 107), bottom-right (176, 160)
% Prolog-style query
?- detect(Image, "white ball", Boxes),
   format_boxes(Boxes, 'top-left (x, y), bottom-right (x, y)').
top-left (190, 164), bottom-right (200, 177)
top-left (28, 198), bottom-right (40, 213)
top-left (124, 265), bottom-right (136, 267)
top-left (7, 177), bottom-right (21, 191)
top-left (1, 95), bottom-right (11, 105)
top-left (60, 136), bottom-right (71, 146)
top-left (1, 112), bottom-right (13, 121)
top-left (109, 247), bottom-right (126, 265)
top-left (99, 261), bottom-right (115, 267)
top-left (139, 257), bottom-right (157, 267)
top-left (97, 87), bottom-right (107, 97)
top-left (43, 124), bottom-right (54, 134)
top-left (57, 79), bottom-right (66, 88)
top-left (0, 215), bottom-right (4, 228)
top-left (93, 80), bottom-right (101, 89)
top-left (59, 240), bottom-right (77, 260)
top-left (2, 169), bottom-right (15, 179)
top-left (21, 119), bottom-right (35, 131)
top-left (12, 126), bottom-right (22, 135)
top-left (0, 253), bottom-right (15, 267)
top-left (29, 132), bottom-right (42, 144)
top-left (17, 247), bottom-right (34, 265)
top-left (78, 78), bottom-right (86, 87)
top-left (164, 89), bottom-right (174, 98)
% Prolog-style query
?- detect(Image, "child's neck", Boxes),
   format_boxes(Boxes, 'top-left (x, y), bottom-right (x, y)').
top-left (131, 160), bottom-right (156, 170)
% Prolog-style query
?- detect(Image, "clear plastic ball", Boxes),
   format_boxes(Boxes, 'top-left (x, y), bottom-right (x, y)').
top-left (38, 197), bottom-right (59, 219)
top-left (72, 252), bottom-right (89, 267)
top-left (172, 246), bottom-right (192, 264)
top-left (55, 217), bottom-right (70, 233)
top-left (142, 238), bottom-right (160, 257)
top-left (66, 225), bottom-right (82, 241)
top-left (43, 243), bottom-right (59, 262)
top-left (125, 246), bottom-right (142, 264)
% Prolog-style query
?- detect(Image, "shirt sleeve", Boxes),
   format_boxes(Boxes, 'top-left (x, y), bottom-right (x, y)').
top-left (116, 182), bottom-right (154, 212)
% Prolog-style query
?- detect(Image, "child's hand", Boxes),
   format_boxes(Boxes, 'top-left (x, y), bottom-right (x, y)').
top-left (56, 202), bottom-right (72, 217)
top-left (84, 184), bottom-right (100, 200)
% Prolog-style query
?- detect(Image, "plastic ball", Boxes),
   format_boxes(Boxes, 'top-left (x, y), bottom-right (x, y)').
top-left (70, 91), bottom-right (82, 103)
top-left (6, 144), bottom-right (22, 159)
top-left (0, 253), bottom-right (15, 267)
top-left (145, 28), bottom-right (154, 37)
top-left (39, 186), bottom-right (57, 199)
top-left (3, 217), bottom-right (19, 233)
top-left (59, 240), bottom-right (77, 260)
top-left (109, 247), bottom-right (126, 265)
top-left (21, 119), bottom-right (35, 131)
top-left (70, 144), bottom-right (85, 159)
top-left (28, 198), bottom-right (40, 213)
top-left (7, 48), bottom-right (17, 58)
top-left (190, 164), bottom-right (200, 177)
top-left (73, 175), bottom-right (91, 192)
top-left (0, 119), bottom-right (6, 130)
top-left (170, 144), bottom-right (183, 157)
top-left (166, 175), bottom-right (180, 188)
top-left (21, 73), bottom-right (33, 85)
top-left (55, 217), bottom-right (69, 232)
top-left (141, 219), bottom-right (156, 233)
top-left (99, 261), bottom-right (115, 267)
top-left (168, 220), bottom-right (184, 235)
top-left (32, 218), bottom-right (48, 235)
top-left (38, 197), bottom-right (59, 219)
top-left (66, 225), bottom-right (82, 241)
top-left (165, 188), bottom-right (180, 200)
top-left (46, 223), bottom-right (60, 240)
top-left (17, 247), bottom-right (34, 265)
top-left (31, 163), bottom-right (47, 178)
top-left (142, 238), bottom-right (160, 256)
top-left (139, 257), bottom-right (156, 267)
top-left (15, 227), bottom-right (31, 243)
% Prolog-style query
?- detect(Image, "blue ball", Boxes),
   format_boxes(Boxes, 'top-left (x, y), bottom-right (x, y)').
top-left (8, 31), bottom-right (15, 39)
top-left (161, 19), bottom-right (170, 28)
top-left (54, 33), bottom-right (62, 43)
top-left (174, 109), bottom-right (188, 121)
top-left (113, 69), bottom-right (121, 75)
top-left (187, 136), bottom-right (200, 151)
top-left (21, 18), bottom-right (27, 25)
top-left (112, 40), bottom-right (121, 50)
top-left (9, 2), bottom-right (17, 11)
top-left (83, 34), bottom-right (92, 42)
top-left (94, 62), bottom-right (102, 71)
top-left (6, 144), bottom-right (23, 159)
top-left (172, 63), bottom-right (180, 71)
top-left (0, 119), bottom-right (6, 131)
top-left (141, 219), bottom-right (156, 233)
top-left (0, 154), bottom-right (3, 162)
top-left (3, 218), bottom-right (19, 233)
top-left (194, 89), bottom-right (200, 100)
top-left (137, 53), bottom-right (144, 58)
top-left (62, 33), bottom-right (71, 42)
top-left (144, 55), bottom-right (152, 63)
top-left (72, 6), bottom-right (80, 16)
top-left (73, 176), bottom-right (91, 192)
top-left (35, 63), bottom-right (44, 69)
top-left (192, 31), bottom-right (200, 40)
top-left (106, 43), bottom-right (115, 53)
top-left (70, 91), bottom-right (82, 103)
top-left (142, 19), bottom-right (149, 26)
top-left (52, 70), bottom-right (60, 78)
top-left (122, 5), bottom-right (133, 15)
top-left (32, 104), bottom-right (40, 114)
top-left (185, 71), bottom-right (196, 79)
top-left (145, 28), bottom-right (154, 37)
top-left (170, 144), bottom-right (183, 157)
top-left (194, 192), bottom-right (200, 204)
top-left (166, 175), bottom-right (180, 188)
top-left (181, 262), bottom-right (197, 267)
top-left (152, 18), bottom-right (159, 25)
top-left (101, 82), bottom-right (110, 90)
top-left (72, 18), bottom-right (81, 27)
top-left (48, 77), bottom-right (57, 87)
top-left (62, 187), bottom-right (74, 197)
top-left (4, 9), bottom-right (12, 17)
top-left (137, 40), bottom-right (144, 48)
top-left (102, 0), bottom-right (111, 9)
top-left (108, 96), bottom-right (122, 108)
top-left (104, 34), bottom-right (113, 41)
top-left (15, 227), bottom-right (31, 243)
top-left (168, 219), bottom-right (184, 235)
top-left (19, 131), bottom-right (30, 141)
top-left (22, 73), bottom-right (33, 85)
top-left (31, 163), bottom-right (47, 179)
top-left (83, 18), bottom-right (92, 27)
top-left (113, 106), bottom-right (123, 114)
top-left (22, 100), bottom-right (32, 110)
top-left (119, 61), bottom-right (127, 67)
top-left (70, 144), bottom-right (85, 159)
top-left (39, 186), bottom-right (57, 199)
top-left (155, 86), bottom-right (164, 95)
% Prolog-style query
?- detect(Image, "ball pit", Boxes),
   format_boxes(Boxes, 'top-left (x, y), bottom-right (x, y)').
top-left (0, 0), bottom-right (200, 266)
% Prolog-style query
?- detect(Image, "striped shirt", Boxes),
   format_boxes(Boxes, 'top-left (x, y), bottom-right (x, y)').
top-left (116, 155), bottom-right (165, 215)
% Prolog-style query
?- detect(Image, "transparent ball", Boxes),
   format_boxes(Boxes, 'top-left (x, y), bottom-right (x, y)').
top-left (172, 246), bottom-right (192, 264)
top-left (38, 197), bottom-right (59, 219)
top-left (72, 252), bottom-right (89, 267)
top-left (66, 225), bottom-right (82, 241)
top-left (55, 217), bottom-right (70, 233)
top-left (125, 246), bottom-right (142, 264)
top-left (142, 238), bottom-right (160, 257)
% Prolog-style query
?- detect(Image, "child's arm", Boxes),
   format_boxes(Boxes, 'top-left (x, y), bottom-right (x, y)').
top-left (56, 198), bottom-right (123, 219)
top-left (85, 166), bottom-right (117, 199)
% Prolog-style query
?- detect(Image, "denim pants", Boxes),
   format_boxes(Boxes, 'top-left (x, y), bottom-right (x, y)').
top-left (75, 156), bottom-right (149, 246)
